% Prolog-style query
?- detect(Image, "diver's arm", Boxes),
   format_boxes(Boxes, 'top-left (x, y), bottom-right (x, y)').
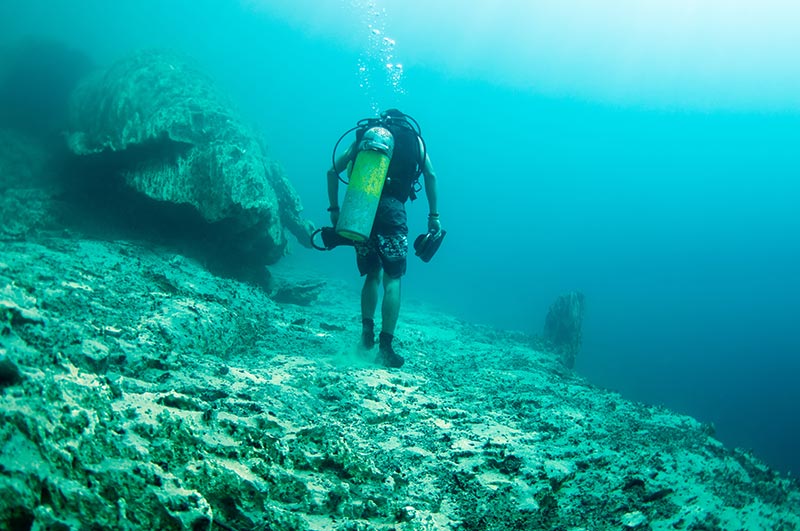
top-left (422, 153), bottom-right (438, 214)
top-left (422, 153), bottom-right (441, 234)
top-left (327, 144), bottom-right (354, 211)
top-left (326, 170), bottom-right (339, 212)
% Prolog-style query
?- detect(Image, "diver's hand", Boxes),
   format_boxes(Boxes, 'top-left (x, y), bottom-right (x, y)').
top-left (297, 219), bottom-right (316, 249)
top-left (427, 214), bottom-right (441, 235)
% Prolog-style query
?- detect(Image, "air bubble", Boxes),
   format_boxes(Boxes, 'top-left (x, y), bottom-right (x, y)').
top-left (353, 0), bottom-right (405, 102)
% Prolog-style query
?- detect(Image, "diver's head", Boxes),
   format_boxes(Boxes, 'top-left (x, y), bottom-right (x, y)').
top-left (381, 108), bottom-right (406, 120)
top-left (380, 108), bottom-right (408, 126)
top-left (380, 108), bottom-right (419, 134)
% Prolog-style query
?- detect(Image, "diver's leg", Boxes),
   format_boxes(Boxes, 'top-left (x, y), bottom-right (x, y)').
top-left (378, 274), bottom-right (404, 368)
top-left (356, 239), bottom-right (380, 349)
top-left (373, 198), bottom-right (407, 367)
top-left (360, 271), bottom-right (380, 348)
top-left (381, 275), bottom-right (401, 336)
top-left (362, 271), bottom-right (380, 322)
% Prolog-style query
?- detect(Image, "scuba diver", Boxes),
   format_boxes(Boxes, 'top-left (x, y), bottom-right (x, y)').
top-left (325, 109), bottom-right (443, 368)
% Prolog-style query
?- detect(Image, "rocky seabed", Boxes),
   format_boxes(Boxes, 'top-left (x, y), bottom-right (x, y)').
top-left (1, 236), bottom-right (799, 531)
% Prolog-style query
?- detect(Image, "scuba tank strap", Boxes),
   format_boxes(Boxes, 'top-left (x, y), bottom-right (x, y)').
top-left (409, 178), bottom-right (422, 201)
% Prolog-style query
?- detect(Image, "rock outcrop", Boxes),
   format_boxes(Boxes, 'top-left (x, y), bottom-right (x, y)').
top-left (66, 50), bottom-right (313, 266)
top-left (543, 290), bottom-right (585, 368)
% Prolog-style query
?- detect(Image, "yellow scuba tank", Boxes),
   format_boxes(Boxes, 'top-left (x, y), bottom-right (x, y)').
top-left (336, 126), bottom-right (394, 241)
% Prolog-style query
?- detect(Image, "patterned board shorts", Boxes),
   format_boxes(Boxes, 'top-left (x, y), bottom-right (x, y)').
top-left (355, 196), bottom-right (408, 279)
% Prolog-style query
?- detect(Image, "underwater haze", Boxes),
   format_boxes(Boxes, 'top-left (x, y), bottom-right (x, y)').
top-left (2, 0), bottom-right (799, 478)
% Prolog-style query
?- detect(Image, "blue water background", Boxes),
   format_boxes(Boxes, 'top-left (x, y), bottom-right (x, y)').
top-left (2, 1), bottom-right (799, 476)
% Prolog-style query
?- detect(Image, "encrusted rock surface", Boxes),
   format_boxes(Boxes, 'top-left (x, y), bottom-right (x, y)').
top-left (66, 50), bottom-right (313, 265)
top-left (0, 129), bottom-right (62, 240)
top-left (1, 235), bottom-right (798, 531)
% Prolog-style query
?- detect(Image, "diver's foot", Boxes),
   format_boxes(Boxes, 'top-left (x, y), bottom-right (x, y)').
top-left (378, 347), bottom-right (405, 368)
top-left (377, 332), bottom-right (405, 368)
top-left (361, 331), bottom-right (375, 350)
top-left (361, 318), bottom-right (375, 350)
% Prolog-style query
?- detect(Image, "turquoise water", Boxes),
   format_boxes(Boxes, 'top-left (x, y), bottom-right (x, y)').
top-left (3, 1), bottom-right (799, 476)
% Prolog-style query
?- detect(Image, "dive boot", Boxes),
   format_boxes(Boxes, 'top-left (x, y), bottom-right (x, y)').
top-left (377, 332), bottom-right (405, 368)
top-left (361, 318), bottom-right (375, 350)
